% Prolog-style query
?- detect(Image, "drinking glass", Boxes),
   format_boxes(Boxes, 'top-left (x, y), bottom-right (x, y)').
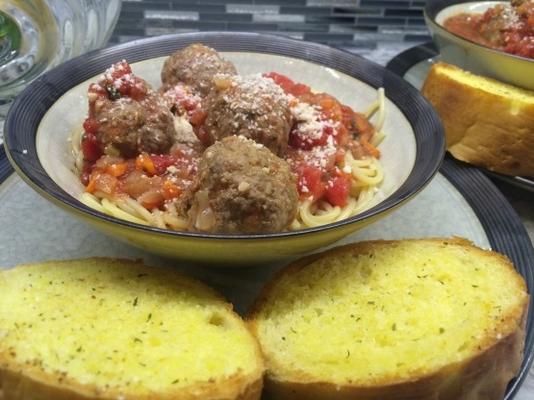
top-left (0, 0), bottom-right (122, 136)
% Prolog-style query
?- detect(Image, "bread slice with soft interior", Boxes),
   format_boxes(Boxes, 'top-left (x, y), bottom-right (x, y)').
top-left (0, 258), bottom-right (264, 400)
top-left (249, 238), bottom-right (529, 400)
top-left (421, 62), bottom-right (534, 177)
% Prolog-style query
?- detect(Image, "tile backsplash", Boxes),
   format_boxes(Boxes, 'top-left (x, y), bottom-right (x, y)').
top-left (111, 0), bottom-right (431, 51)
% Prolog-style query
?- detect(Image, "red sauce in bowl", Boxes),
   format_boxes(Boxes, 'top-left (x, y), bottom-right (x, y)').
top-left (443, 0), bottom-right (534, 59)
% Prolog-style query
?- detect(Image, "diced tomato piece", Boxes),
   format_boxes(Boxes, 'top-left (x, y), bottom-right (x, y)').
top-left (190, 109), bottom-right (207, 126)
top-left (338, 105), bottom-right (366, 146)
top-left (97, 61), bottom-right (149, 102)
top-left (299, 92), bottom-right (343, 122)
top-left (150, 154), bottom-right (177, 175)
top-left (129, 84), bottom-right (145, 101)
top-left (135, 153), bottom-right (156, 175)
top-left (264, 72), bottom-right (311, 96)
top-left (138, 189), bottom-right (164, 209)
top-left (95, 155), bottom-right (124, 170)
top-left (335, 148), bottom-right (346, 164)
top-left (353, 112), bottom-right (375, 141)
top-left (318, 95), bottom-right (337, 110)
top-left (320, 98), bottom-right (343, 122)
top-left (194, 125), bottom-right (213, 146)
top-left (297, 165), bottom-right (325, 200)
top-left (121, 171), bottom-right (157, 198)
top-left (263, 72), bottom-right (295, 94)
top-left (163, 180), bottom-right (181, 200)
top-left (93, 173), bottom-right (118, 195)
top-left (110, 60), bottom-right (132, 80)
top-left (88, 83), bottom-right (106, 97)
top-left (128, 77), bottom-right (148, 101)
top-left (191, 110), bottom-right (210, 145)
top-left (116, 80), bottom-right (130, 96)
top-left (105, 163), bottom-right (128, 177)
top-left (325, 175), bottom-right (350, 207)
top-left (289, 83), bottom-right (311, 97)
top-left (83, 118), bottom-right (100, 135)
top-left (361, 138), bottom-right (380, 159)
top-left (85, 175), bottom-right (97, 193)
top-left (81, 132), bottom-right (102, 162)
top-left (113, 76), bottom-right (146, 101)
top-left (181, 97), bottom-right (198, 112)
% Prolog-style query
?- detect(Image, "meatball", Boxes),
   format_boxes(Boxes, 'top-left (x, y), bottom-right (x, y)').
top-left (200, 75), bottom-right (292, 157)
top-left (95, 95), bottom-right (176, 157)
top-left (186, 136), bottom-right (298, 234)
top-left (161, 44), bottom-right (237, 96)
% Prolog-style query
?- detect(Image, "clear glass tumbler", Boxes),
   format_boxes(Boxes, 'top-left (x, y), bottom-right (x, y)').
top-left (0, 0), bottom-right (122, 135)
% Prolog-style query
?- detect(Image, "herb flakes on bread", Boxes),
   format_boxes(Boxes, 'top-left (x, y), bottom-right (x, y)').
top-left (249, 238), bottom-right (529, 400)
top-left (0, 258), bottom-right (264, 400)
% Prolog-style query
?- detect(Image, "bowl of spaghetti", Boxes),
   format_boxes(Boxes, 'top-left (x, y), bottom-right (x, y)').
top-left (4, 33), bottom-right (444, 265)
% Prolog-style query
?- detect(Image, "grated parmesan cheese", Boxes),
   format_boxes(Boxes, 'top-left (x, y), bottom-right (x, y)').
top-left (223, 74), bottom-right (290, 113)
top-left (291, 102), bottom-right (324, 140)
top-left (288, 135), bottom-right (338, 172)
top-left (236, 134), bottom-right (265, 149)
top-left (290, 99), bottom-right (339, 148)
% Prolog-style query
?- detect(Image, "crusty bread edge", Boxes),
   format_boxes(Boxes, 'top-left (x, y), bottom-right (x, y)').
top-left (0, 258), bottom-right (264, 400)
top-left (421, 62), bottom-right (534, 177)
top-left (258, 316), bottom-right (527, 400)
top-left (248, 238), bottom-right (529, 400)
top-left (0, 368), bottom-right (264, 400)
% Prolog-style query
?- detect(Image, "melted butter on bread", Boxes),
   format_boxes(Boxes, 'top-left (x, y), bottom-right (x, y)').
top-left (0, 258), bottom-right (264, 400)
top-left (249, 238), bottom-right (529, 400)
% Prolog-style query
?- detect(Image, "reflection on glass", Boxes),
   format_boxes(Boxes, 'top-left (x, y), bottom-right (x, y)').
top-left (0, 0), bottom-right (122, 135)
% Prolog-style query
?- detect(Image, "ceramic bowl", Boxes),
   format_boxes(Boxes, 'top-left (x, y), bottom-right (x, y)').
top-left (425, 0), bottom-right (534, 90)
top-left (4, 32), bottom-right (444, 266)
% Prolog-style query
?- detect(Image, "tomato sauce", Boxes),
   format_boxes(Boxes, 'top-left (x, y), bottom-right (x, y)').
top-left (443, 1), bottom-right (534, 59)
top-left (84, 148), bottom-right (199, 210)
top-left (444, 13), bottom-right (495, 47)
top-left (265, 72), bottom-right (378, 208)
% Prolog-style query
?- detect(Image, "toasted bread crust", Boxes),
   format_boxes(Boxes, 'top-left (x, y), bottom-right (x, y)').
top-left (421, 62), bottom-right (534, 177)
top-left (248, 238), bottom-right (529, 400)
top-left (0, 368), bottom-right (263, 400)
top-left (255, 311), bottom-right (526, 400)
top-left (0, 258), bottom-right (264, 400)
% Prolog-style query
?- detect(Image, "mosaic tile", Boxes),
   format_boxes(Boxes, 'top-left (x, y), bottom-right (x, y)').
top-left (145, 10), bottom-right (199, 20)
top-left (116, 0), bottom-right (432, 49)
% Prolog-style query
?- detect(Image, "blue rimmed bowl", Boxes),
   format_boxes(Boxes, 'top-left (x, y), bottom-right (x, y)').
top-left (4, 32), bottom-right (445, 266)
